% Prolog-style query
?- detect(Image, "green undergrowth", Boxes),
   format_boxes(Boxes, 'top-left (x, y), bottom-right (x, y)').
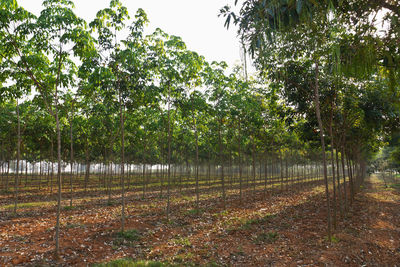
top-left (63, 205), bottom-right (76, 211)
top-left (325, 234), bottom-right (340, 243)
top-left (171, 236), bottom-right (192, 247)
top-left (113, 229), bottom-right (141, 247)
top-left (184, 208), bottom-right (204, 216)
top-left (1, 201), bottom-right (52, 210)
top-left (93, 259), bottom-right (167, 267)
top-left (94, 258), bottom-right (220, 267)
top-left (225, 212), bottom-right (277, 233)
top-left (388, 183), bottom-right (400, 189)
top-left (253, 231), bottom-right (279, 244)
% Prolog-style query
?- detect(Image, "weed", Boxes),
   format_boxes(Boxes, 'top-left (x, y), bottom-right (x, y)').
top-left (389, 183), bottom-right (400, 189)
top-left (113, 229), bottom-right (141, 247)
top-left (236, 245), bottom-right (245, 256)
top-left (214, 210), bottom-right (229, 217)
top-left (2, 201), bottom-right (51, 210)
top-left (94, 258), bottom-right (166, 267)
top-left (205, 262), bottom-right (220, 267)
top-left (173, 252), bottom-right (194, 263)
top-left (63, 205), bottom-right (75, 211)
top-left (254, 231), bottom-right (278, 244)
top-left (117, 229), bottom-right (141, 241)
top-left (181, 195), bottom-right (193, 201)
top-left (325, 235), bottom-right (340, 243)
top-left (234, 213), bottom-right (277, 231)
top-left (172, 236), bottom-right (192, 248)
top-left (184, 208), bottom-right (204, 216)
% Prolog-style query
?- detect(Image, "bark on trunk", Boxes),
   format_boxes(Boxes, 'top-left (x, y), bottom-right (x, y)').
top-left (314, 61), bottom-right (332, 240)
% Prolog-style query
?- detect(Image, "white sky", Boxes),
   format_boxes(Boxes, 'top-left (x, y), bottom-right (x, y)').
top-left (18, 0), bottom-right (244, 69)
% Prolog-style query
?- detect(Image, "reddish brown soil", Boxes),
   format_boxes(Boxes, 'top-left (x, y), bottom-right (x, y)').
top-left (0, 175), bottom-right (399, 266)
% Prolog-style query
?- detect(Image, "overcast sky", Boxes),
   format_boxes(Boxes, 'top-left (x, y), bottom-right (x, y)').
top-left (18, 0), bottom-right (244, 68)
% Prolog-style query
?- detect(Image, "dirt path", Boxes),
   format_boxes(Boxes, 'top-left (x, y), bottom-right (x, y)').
top-left (319, 174), bottom-right (400, 266)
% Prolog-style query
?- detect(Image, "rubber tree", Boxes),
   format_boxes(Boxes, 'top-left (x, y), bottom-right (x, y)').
top-left (147, 29), bottom-right (188, 219)
top-left (1, 0), bottom-right (95, 256)
top-left (89, 0), bottom-right (132, 232)
top-left (205, 61), bottom-right (230, 209)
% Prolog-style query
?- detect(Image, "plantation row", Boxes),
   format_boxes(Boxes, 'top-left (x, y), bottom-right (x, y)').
top-left (1, 153), bottom-right (366, 217)
top-left (1, 0), bottom-right (399, 259)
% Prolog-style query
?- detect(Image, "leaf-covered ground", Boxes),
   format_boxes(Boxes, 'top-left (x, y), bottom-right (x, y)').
top-left (0, 175), bottom-right (399, 266)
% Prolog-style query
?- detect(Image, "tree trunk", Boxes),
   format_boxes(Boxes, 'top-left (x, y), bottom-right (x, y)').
top-left (193, 114), bottom-right (200, 209)
top-left (329, 105), bottom-right (337, 229)
top-left (119, 91), bottom-right (125, 232)
top-left (84, 144), bottom-right (90, 194)
top-left (55, 99), bottom-right (62, 257)
top-left (69, 112), bottom-right (74, 207)
top-left (13, 99), bottom-right (20, 214)
top-left (218, 117), bottom-right (226, 209)
top-left (238, 118), bottom-right (243, 204)
top-left (142, 144), bottom-right (147, 199)
top-left (166, 84), bottom-right (171, 220)
top-left (335, 147), bottom-right (343, 217)
top-left (314, 61), bottom-right (332, 240)
top-left (50, 140), bottom-right (54, 194)
top-left (252, 135), bottom-right (256, 196)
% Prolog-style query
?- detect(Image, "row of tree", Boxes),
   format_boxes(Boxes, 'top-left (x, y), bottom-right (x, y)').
top-left (1, 0), bottom-right (398, 256)
top-left (221, 0), bottom-right (400, 239)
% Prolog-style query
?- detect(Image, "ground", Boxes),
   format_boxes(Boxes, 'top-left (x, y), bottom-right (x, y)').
top-left (0, 174), bottom-right (399, 266)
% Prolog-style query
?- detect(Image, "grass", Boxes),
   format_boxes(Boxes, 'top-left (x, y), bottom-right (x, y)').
top-left (225, 213), bottom-right (277, 233)
top-left (94, 258), bottom-right (219, 267)
top-left (253, 231), bottom-right (278, 244)
top-left (184, 208), bottom-right (204, 216)
top-left (243, 213), bottom-right (276, 227)
top-left (388, 183), bottom-right (400, 189)
top-left (94, 259), bottom-right (167, 267)
top-left (173, 252), bottom-right (194, 263)
top-left (1, 201), bottom-right (52, 210)
top-left (63, 205), bottom-right (76, 211)
top-left (113, 229), bottom-right (141, 247)
top-left (325, 235), bottom-right (340, 243)
top-left (172, 236), bottom-right (192, 248)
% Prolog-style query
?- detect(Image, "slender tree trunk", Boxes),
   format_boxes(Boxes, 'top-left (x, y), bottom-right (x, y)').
top-left (314, 61), bottom-right (332, 240)
top-left (142, 144), bottom-right (146, 199)
top-left (69, 112), bottom-right (74, 207)
top-left (238, 118), bottom-right (242, 204)
top-left (13, 99), bottom-right (20, 214)
top-left (252, 135), bottom-right (256, 196)
top-left (280, 150), bottom-right (284, 191)
top-left (335, 147), bottom-right (343, 217)
top-left (55, 99), bottom-right (62, 257)
top-left (39, 153), bottom-right (42, 190)
top-left (166, 84), bottom-right (171, 220)
top-left (347, 154), bottom-right (354, 204)
top-left (218, 117), bottom-right (226, 209)
top-left (264, 153), bottom-right (268, 198)
top-left (329, 106), bottom-right (337, 229)
top-left (50, 140), bottom-right (54, 194)
top-left (119, 92), bottom-right (125, 232)
top-left (84, 143), bottom-right (90, 194)
top-left (6, 160), bottom-right (10, 193)
top-left (193, 114), bottom-right (200, 209)
top-left (108, 161), bottom-right (112, 204)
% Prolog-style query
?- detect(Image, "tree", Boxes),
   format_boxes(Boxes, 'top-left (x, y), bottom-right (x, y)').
top-left (1, 0), bottom-right (95, 256)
